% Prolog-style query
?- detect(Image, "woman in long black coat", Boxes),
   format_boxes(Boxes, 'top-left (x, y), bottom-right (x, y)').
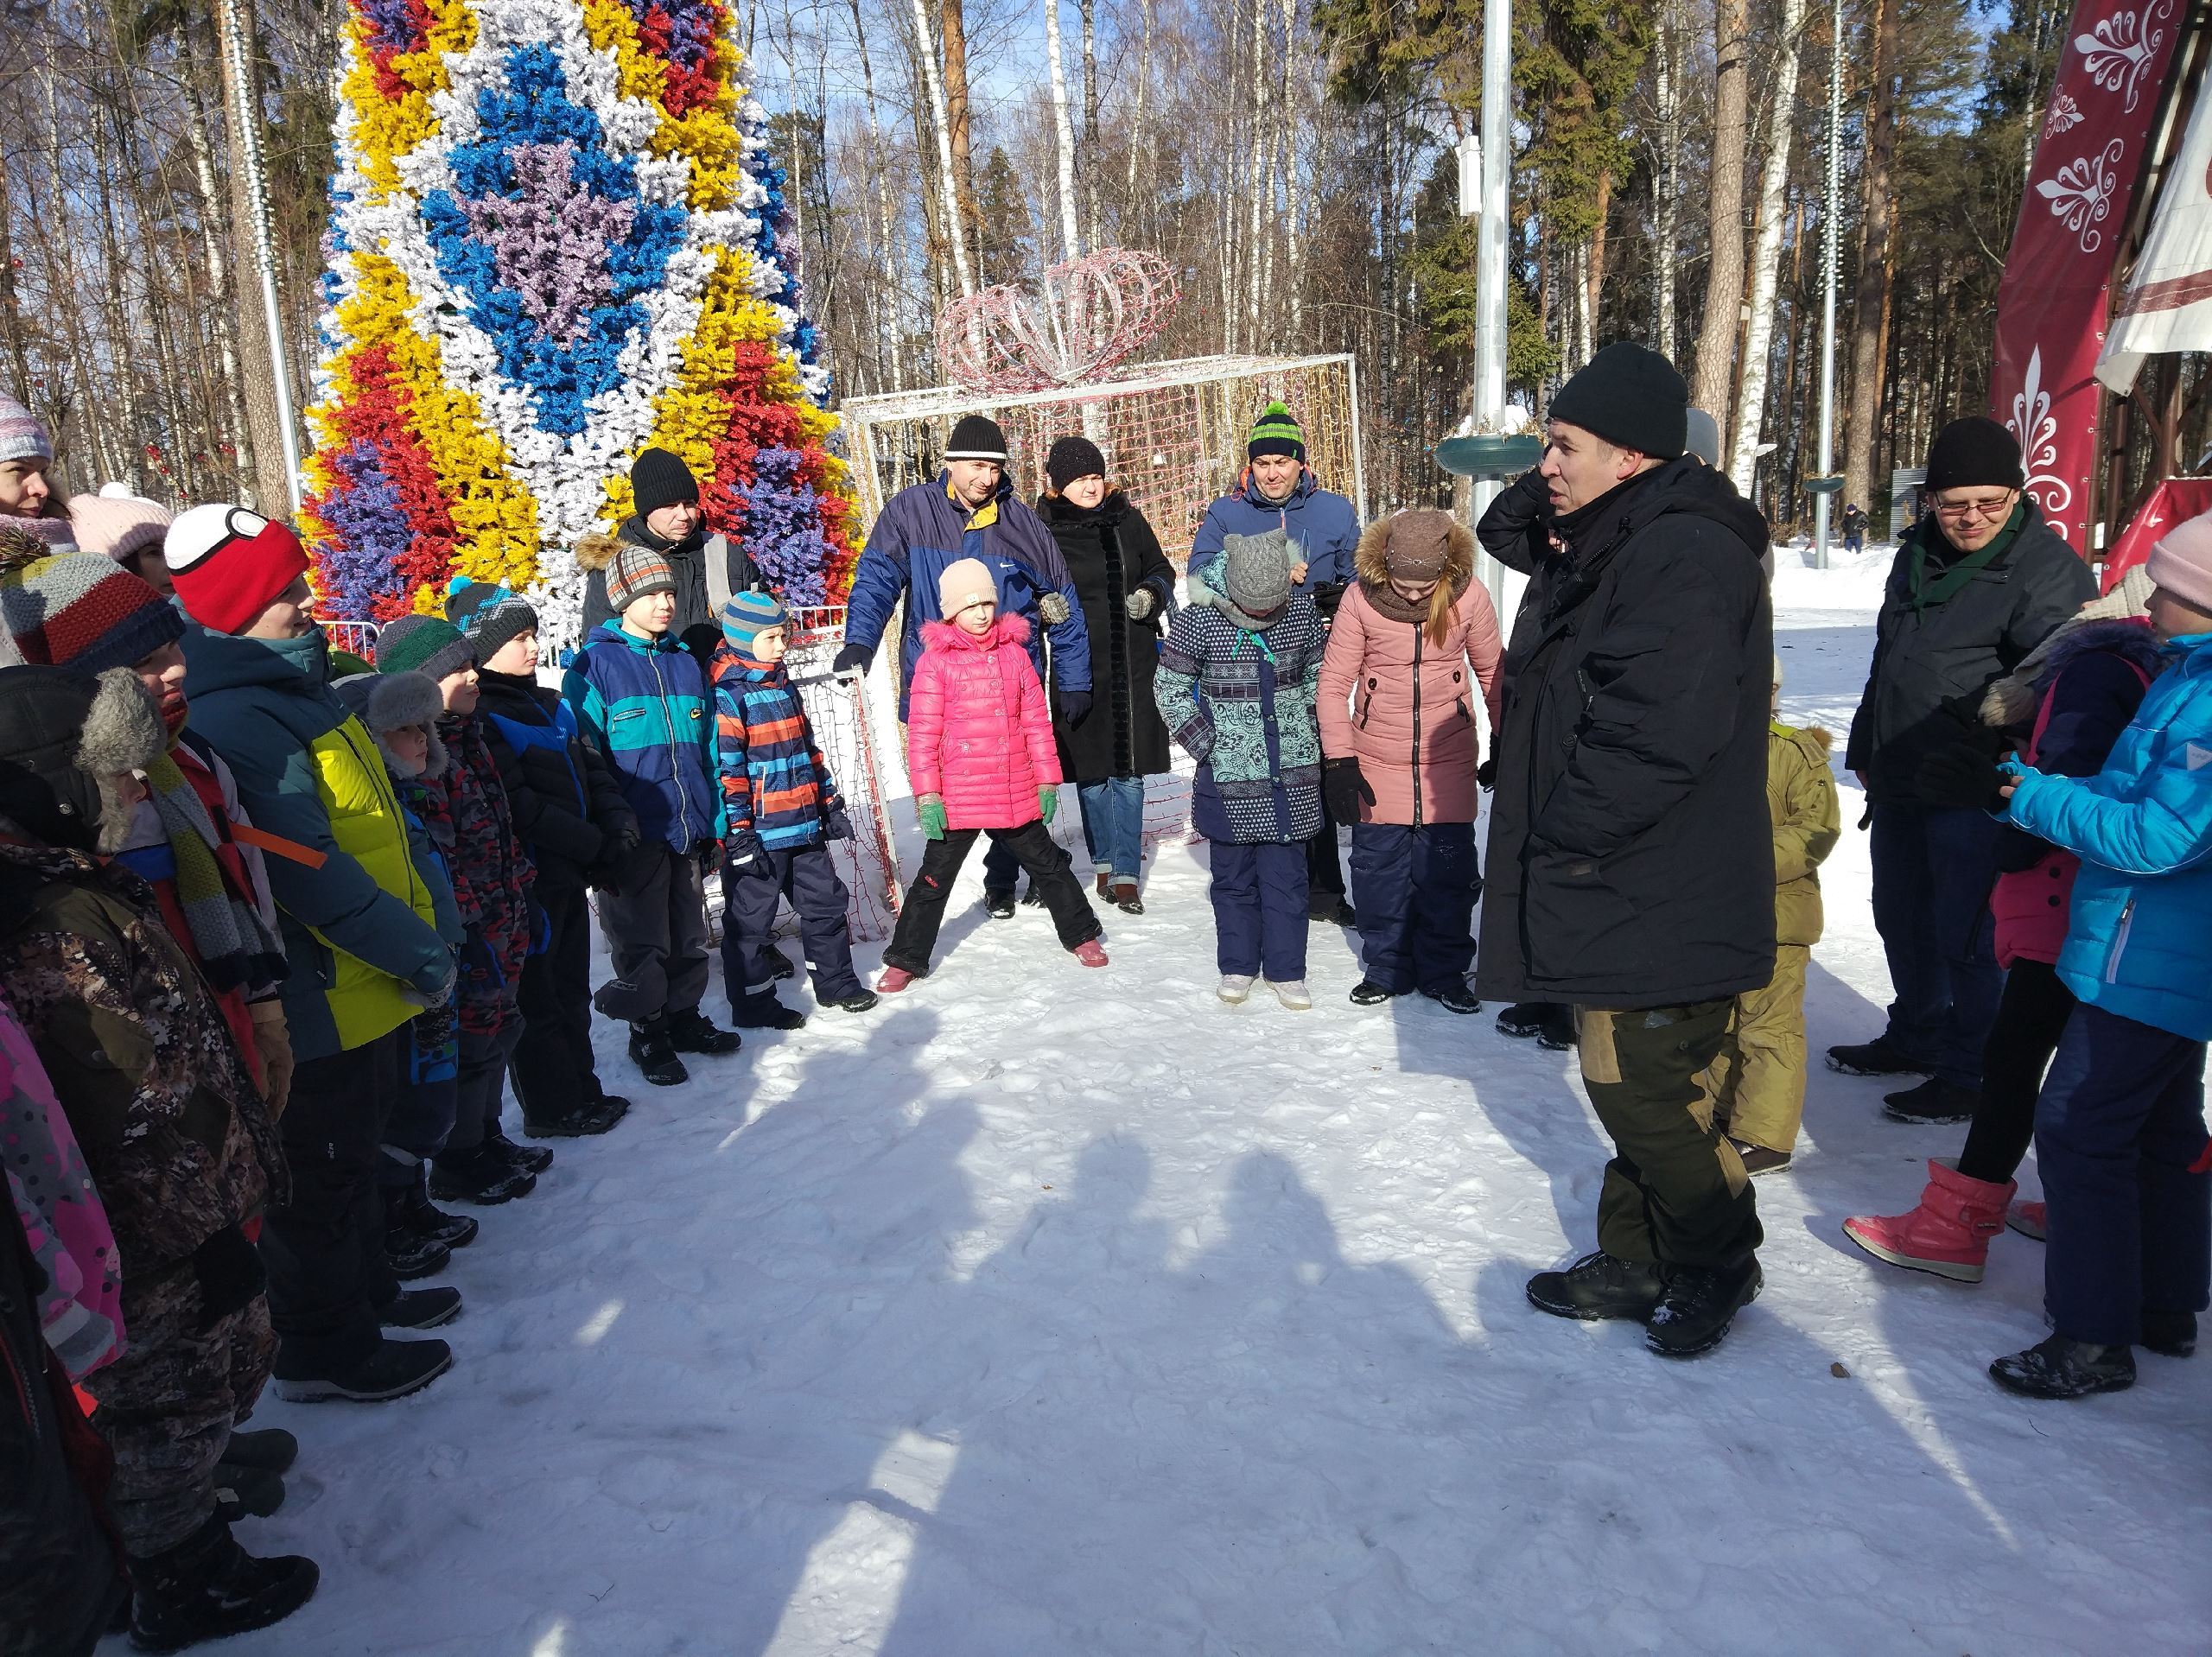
top-left (1038, 435), bottom-right (1176, 913)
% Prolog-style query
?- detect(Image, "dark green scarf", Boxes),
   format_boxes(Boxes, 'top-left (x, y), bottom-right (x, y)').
top-left (1909, 501), bottom-right (2024, 612)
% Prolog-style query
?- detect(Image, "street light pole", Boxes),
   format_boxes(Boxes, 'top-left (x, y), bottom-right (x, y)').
top-left (1814, 0), bottom-right (1846, 570)
top-left (1471, 0), bottom-right (1513, 615)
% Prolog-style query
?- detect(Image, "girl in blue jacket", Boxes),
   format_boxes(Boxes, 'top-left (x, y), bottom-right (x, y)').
top-left (1952, 518), bottom-right (2212, 1399)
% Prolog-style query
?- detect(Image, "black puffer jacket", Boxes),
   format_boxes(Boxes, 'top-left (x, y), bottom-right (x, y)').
top-left (474, 668), bottom-right (639, 890)
top-left (1038, 490), bottom-right (1176, 782)
top-left (1475, 458), bottom-right (1777, 1009)
top-left (1845, 503), bottom-right (2095, 803)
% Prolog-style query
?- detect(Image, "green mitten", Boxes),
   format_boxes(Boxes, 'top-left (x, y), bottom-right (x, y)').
top-left (1038, 784), bottom-right (1058, 822)
top-left (919, 796), bottom-right (947, 840)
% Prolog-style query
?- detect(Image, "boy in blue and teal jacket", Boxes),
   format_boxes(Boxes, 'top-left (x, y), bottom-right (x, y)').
top-left (1936, 527), bottom-right (2212, 1400)
top-left (563, 535), bottom-right (741, 1086)
top-left (709, 592), bottom-right (874, 1028)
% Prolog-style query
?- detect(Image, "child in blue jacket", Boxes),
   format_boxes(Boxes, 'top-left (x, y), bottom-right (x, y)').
top-left (1938, 518), bottom-right (2212, 1398)
top-left (565, 536), bottom-right (741, 1088)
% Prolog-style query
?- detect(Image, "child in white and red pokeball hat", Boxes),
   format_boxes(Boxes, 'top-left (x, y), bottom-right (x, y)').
top-left (163, 504), bottom-right (310, 636)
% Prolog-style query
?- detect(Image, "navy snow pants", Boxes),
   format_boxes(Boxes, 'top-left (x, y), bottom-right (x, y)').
top-left (2037, 1002), bottom-right (2212, 1347)
top-left (721, 841), bottom-right (864, 1007)
top-left (1348, 821), bottom-right (1479, 994)
top-left (1208, 838), bottom-right (1308, 981)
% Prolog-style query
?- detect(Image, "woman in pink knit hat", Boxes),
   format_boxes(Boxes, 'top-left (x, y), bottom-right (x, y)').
top-left (68, 488), bottom-right (175, 594)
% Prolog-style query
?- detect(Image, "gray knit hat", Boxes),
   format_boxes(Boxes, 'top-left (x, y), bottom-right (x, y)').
top-left (0, 393), bottom-right (54, 467)
top-left (1221, 528), bottom-right (1292, 624)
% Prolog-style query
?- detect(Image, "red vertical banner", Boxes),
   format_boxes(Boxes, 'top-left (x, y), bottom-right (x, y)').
top-left (1988, 0), bottom-right (2188, 550)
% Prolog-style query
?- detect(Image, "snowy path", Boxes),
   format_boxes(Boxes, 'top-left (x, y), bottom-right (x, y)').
top-left (170, 559), bottom-right (2211, 1656)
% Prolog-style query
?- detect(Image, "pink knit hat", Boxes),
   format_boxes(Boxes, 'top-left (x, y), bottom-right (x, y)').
top-left (2146, 510), bottom-right (2212, 613)
top-left (67, 490), bottom-right (172, 567)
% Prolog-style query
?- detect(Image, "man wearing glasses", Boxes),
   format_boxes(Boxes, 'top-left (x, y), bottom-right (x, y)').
top-left (1834, 416), bottom-right (2095, 1121)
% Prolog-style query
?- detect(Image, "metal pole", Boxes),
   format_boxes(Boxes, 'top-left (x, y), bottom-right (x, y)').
top-left (219, 0), bottom-right (304, 514)
top-left (1814, 0), bottom-right (1846, 570)
top-left (1472, 0), bottom-right (1514, 617)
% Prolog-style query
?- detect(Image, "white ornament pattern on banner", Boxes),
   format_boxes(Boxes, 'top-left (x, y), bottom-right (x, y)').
top-left (2035, 137), bottom-right (2128, 253)
top-left (2007, 346), bottom-right (2075, 533)
top-left (2075, 0), bottom-right (2177, 113)
top-left (2042, 92), bottom-right (2083, 137)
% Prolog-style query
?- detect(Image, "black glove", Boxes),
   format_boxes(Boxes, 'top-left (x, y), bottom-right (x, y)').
top-left (1477, 757), bottom-right (1497, 792)
top-left (1915, 743), bottom-right (2009, 811)
top-left (1312, 581), bottom-right (1348, 621)
top-left (1060, 689), bottom-right (1094, 728)
top-left (697, 841), bottom-right (722, 878)
top-left (832, 644), bottom-right (873, 679)
top-left (724, 828), bottom-right (765, 873)
top-left (191, 1224), bottom-right (266, 1330)
top-left (1936, 692), bottom-right (2014, 758)
top-left (823, 803), bottom-right (855, 841)
top-left (1323, 756), bottom-right (1373, 823)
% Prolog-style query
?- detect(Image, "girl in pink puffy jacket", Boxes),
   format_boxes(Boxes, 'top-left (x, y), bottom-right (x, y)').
top-left (878, 557), bottom-right (1107, 990)
top-left (1317, 509), bottom-right (1503, 1013)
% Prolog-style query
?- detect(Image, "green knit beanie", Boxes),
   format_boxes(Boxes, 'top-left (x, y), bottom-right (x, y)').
top-left (374, 613), bottom-right (475, 682)
top-left (1247, 401), bottom-right (1306, 463)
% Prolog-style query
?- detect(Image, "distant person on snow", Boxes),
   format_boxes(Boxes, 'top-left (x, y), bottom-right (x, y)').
top-left (835, 414), bottom-right (1091, 920)
top-left (1842, 501), bottom-right (1867, 555)
top-left (1482, 342), bottom-right (1777, 1360)
top-left (1830, 416), bottom-right (2094, 1126)
top-left (1190, 402), bottom-right (1361, 924)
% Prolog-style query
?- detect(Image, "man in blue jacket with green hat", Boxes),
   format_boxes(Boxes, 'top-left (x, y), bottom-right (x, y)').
top-left (1190, 401), bottom-right (1363, 920)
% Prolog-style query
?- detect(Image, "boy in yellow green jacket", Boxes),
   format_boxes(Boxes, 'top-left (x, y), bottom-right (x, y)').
top-left (1702, 658), bottom-right (1842, 1176)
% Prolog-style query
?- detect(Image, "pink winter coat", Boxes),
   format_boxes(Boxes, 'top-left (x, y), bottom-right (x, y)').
top-left (1318, 528), bottom-right (1503, 826)
top-left (908, 613), bottom-right (1063, 829)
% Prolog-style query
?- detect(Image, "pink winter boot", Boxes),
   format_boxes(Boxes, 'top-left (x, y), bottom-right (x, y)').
top-left (1842, 1161), bottom-right (2016, 1283)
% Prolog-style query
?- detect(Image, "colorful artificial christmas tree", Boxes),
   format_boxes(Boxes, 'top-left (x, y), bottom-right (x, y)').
top-left (303, 0), bottom-right (857, 632)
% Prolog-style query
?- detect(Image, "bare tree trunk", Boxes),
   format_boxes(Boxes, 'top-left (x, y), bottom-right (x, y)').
top-left (1653, 0), bottom-right (1682, 356)
top-left (178, 22), bottom-right (258, 495)
top-left (911, 0), bottom-right (976, 297)
top-left (1728, 0), bottom-right (1808, 497)
top-left (1586, 168), bottom-right (1612, 344)
top-left (1044, 0), bottom-right (1083, 262)
top-left (1244, 0), bottom-right (1274, 346)
top-left (847, 0), bottom-right (907, 389)
top-left (1124, 0), bottom-right (1154, 210)
top-left (1692, 0), bottom-right (1751, 430)
top-left (1844, 0), bottom-right (1898, 513)
top-left (208, 0), bottom-right (294, 513)
top-left (1080, 0), bottom-right (1100, 251)
top-left (938, 0), bottom-right (981, 274)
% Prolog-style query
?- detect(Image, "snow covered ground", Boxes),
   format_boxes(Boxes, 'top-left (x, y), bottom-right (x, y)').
top-left (162, 550), bottom-right (2212, 1656)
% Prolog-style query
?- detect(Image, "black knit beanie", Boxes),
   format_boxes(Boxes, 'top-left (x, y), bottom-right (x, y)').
top-left (1046, 435), bottom-right (1107, 492)
top-left (631, 447), bottom-right (700, 518)
top-left (445, 581), bottom-right (540, 665)
top-left (1923, 416), bottom-right (2024, 493)
top-left (1545, 342), bottom-right (1688, 460)
top-left (945, 414), bottom-right (1010, 463)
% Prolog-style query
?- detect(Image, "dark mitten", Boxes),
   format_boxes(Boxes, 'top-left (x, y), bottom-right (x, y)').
top-left (1915, 743), bottom-right (2007, 811)
top-left (1312, 581), bottom-right (1348, 621)
top-left (1937, 691), bottom-right (2015, 758)
top-left (190, 1225), bottom-right (266, 1330)
top-left (1060, 689), bottom-right (1094, 728)
top-left (1477, 756), bottom-right (1497, 791)
top-left (1323, 757), bottom-right (1370, 823)
top-left (823, 803), bottom-right (855, 841)
top-left (831, 644), bottom-right (873, 678)
top-left (724, 828), bottom-right (765, 873)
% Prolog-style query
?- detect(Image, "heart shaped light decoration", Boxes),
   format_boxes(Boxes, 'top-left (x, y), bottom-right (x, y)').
top-left (938, 249), bottom-right (1181, 395)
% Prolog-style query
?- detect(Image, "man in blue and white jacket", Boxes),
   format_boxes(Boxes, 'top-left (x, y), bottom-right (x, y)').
top-left (835, 414), bottom-right (1090, 914)
top-left (1929, 514), bottom-right (2212, 1401)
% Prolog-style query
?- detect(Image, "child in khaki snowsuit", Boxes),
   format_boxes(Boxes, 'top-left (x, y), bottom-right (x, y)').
top-left (1702, 660), bottom-right (1841, 1174)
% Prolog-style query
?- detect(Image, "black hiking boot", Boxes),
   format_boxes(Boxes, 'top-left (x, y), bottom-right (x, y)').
top-left (1989, 1333), bottom-right (2136, 1398)
top-left (1882, 1077), bottom-right (1980, 1125)
top-left (125, 1514), bottom-right (317, 1653)
top-left (1645, 1260), bottom-right (1764, 1358)
top-left (2143, 1311), bottom-right (2197, 1358)
top-left (378, 1286), bottom-right (463, 1330)
top-left (1349, 979), bottom-right (1402, 1006)
top-left (667, 1006), bottom-right (742, 1055)
top-left (384, 1221), bottom-right (450, 1282)
top-left (1020, 884), bottom-right (1046, 908)
top-left (524, 1096), bottom-right (629, 1138)
top-left (398, 1179), bottom-right (480, 1250)
top-left (768, 949), bottom-right (798, 981)
top-left (630, 1019), bottom-right (688, 1086)
top-left (272, 1336), bottom-right (452, 1404)
top-left (1496, 1002), bottom-right (1554, 1038)
top-left (1526, 1252), bottom-right (1666, 1322)
top-left (483, 1122), bottom-right (554, 1176)
top-left (218, 1428), bottom-right (296, 1472)
top-left (830, 988), bottom-right (880, 1013)
top-left (1421, 981), bottom-right (1482, 1015)
top-left (429, 1144), bottom-right (537, 1205)
top-left (1535, 1005), bottom-right (1578, 1049)
top-left (212, 1462), bottom-right (284, 1524)
top-left (1827, 1036), bottom-right (1931, 1077)
top-left (984, 888), bottom-right (1016, 919)
top-left (731, 992), bottom-right (806, 1030)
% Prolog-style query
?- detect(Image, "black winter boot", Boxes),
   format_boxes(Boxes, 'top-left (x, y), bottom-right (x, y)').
top-left (768, 949), bottom-right (798, 981)
top-left (1527, 1252), bottom-right (1666, 1322)
top-left (211, 1463), bottom-right (284, 1523)
top-left (731, 991), bottom-right (806, 1030)
top-left (1882, 1077), bottom-right (1980, 1125)
top-left (272, 1336), bottom-right (452, 1404)
top-left (630, 1019), bottom-right (687, 1086)
top-left (378, 1286), bottom-right (463, 1330)
top-left (383, 1184), bottom-right (452, 1279)
top-left (1827, 1036), bottom-right (1931, 1077)
top-left (428, 1144), bottom-right (537, 1205)
top-left (1535, 1004), bottom-right (1578, 1050)
top-left (829, 988), bottom-right (879, 1013)
top-left (524, 1096), bottom-right (629, 1138)
top-left (1645, 1260), bottom-right (1764, 1358)
top-left (126, 1514), bottom-right (317, 1652)
top-left (218, 1428), bottom-right (297, 1472)
top-left (401, 1176), bottom-right (480, 1249)
top-left (1989, 1333), bottom-right (2136, 1398)
top-left (482, 1121), bottom-right (554, 1176)
top-left (667, 1006), bottom-right (742, 1055)
top-left (1421, 981), bottom-right (1482, 1015)
top-left (1349, 980), bottom-right (1402, 1006)
top-left (984, 888), bottom-right (1016, 919)
top-left (2142, 1310), bottom-right (2197, 1358)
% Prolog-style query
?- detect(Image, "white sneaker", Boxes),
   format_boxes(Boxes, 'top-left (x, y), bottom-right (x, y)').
top-left (1217, 974), bottom-right (1255, 1004)
top-left (1270, 979), bottom-right (1313, 1010)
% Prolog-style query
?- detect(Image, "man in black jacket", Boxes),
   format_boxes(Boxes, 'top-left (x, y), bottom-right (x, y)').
top-left (579, 448), bottom-right (760, 666)
top-left (1831, 417), bottom-right (2094, 1123)
top-left (1477, 343), bottom-right (1775, 1358)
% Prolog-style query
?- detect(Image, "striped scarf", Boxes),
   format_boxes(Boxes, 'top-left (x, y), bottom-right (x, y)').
top-left (142, 748), bottom-right (285, 992)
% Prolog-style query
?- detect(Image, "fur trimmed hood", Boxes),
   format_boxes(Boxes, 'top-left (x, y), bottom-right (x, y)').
top-left (574, 530), bottom-right (624, 574)
top-left (332, 670), bottom-right (449, 780)
top-left (1354, 514), bottom-right (1475, 594)
top-left (919, 611), bottom-right (1033, 654)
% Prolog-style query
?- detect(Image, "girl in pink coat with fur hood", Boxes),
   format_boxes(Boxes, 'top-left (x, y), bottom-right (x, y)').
top-left (1317, 510), bottom-right (1503, 1012)
top-left (879, 558), bottom-right (1107, 989)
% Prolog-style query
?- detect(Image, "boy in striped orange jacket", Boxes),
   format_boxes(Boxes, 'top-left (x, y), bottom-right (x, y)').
top-left (710, 593), bottom-right (878, 1025)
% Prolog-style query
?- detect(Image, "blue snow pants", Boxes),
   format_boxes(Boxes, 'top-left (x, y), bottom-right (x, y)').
top-left (1348, 821), bottom-right (1479, 994)
top-left (1208, 838), bottom-right (1308, 981)
top-left (721, 841), bottom-right (865, 1008)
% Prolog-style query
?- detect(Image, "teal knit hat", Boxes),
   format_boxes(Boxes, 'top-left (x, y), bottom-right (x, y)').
top-left (1247, 401), bottom-right (1306, 463)
top-left (375, 613), bottom-right (475, 682)
top-left (721, 589), bottom-right (788, 654)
